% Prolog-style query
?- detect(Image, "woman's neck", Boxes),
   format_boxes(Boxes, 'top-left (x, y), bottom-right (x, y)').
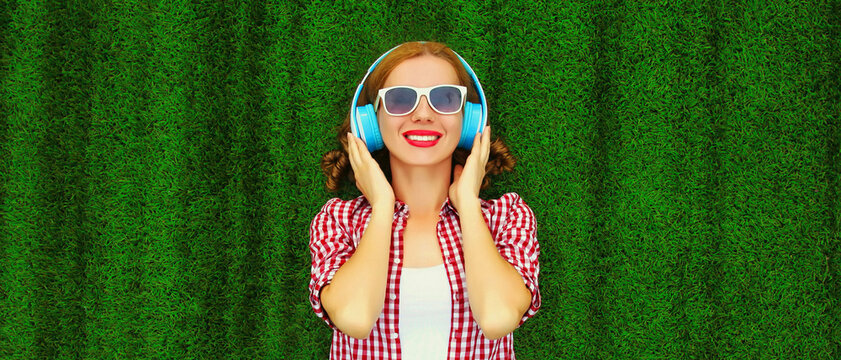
top-left (389, 155), bottom-right (452, 217)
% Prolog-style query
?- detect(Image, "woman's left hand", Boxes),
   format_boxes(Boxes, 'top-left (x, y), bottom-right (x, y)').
top-left (449, 125), bottom-right (491, 212)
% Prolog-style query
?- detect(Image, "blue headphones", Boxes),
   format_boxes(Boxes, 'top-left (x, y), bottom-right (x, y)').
top-left (350, 42), bottom-right (488, 152)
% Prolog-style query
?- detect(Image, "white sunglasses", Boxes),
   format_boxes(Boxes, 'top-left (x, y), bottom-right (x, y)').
top-left (374, 85), bottom-right (467, 116)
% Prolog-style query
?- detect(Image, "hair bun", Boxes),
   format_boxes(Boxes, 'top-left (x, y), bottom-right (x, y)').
top-left (487, 138), bottom-right (516, 175)
top-left (321, 149), bottom-right (350, 191)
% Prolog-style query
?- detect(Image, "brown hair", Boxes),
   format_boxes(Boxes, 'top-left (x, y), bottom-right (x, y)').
top-left (321, 41), bottom-right (516, 191)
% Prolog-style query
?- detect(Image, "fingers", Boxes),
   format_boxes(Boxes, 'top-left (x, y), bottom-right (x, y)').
top-left (481, 126), bottom-right (491, 165)
top-left (347, 133), bottom-right (367, 178)
top-left (346, 133), bottom-right (395, 206)
top-left (347, 133), bottom-right (368, 193)
top-left (471, 130), bottom-right (482, 154)
top-left (356, 136), bottom-right (376, 162)
top-left (467, 126), bottom-right (492, 168)
top-left (349, 133), bottom-right (377, 163)
top-left (346, 133), bottom-right (358, 169)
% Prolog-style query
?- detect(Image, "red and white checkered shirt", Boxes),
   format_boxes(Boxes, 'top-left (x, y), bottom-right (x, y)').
top-left (309, 192), bottom-right (541, 359)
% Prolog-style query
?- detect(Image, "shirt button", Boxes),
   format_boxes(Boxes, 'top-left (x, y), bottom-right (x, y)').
top-left (390, 294), bottom-right (397, 300)
top-left (391, 333), bottom-right (399, 339)
top-left (395, 258), bottom-right (400, 264)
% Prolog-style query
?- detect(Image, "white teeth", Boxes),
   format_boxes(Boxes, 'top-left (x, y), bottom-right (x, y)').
top-left (406, 135), bottom-right (439, 141)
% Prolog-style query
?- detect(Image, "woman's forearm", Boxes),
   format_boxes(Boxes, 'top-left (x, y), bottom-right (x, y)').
top-left (321, 206), bottom-right (393, 339)
top-left (459, 200), bottom-right (531, 340)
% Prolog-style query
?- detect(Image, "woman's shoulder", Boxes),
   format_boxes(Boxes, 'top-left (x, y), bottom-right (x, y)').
top-left (313, 195), bottom-right (372, 222)
top-left (481, 192), bottom-right (531, 210)
top-left (317, 195), bottom-right (370, 212)
top-left (481, 192), bottom-right (535, 219)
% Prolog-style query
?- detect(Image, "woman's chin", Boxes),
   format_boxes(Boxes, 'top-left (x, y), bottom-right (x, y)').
top-left (388, 149), bottom-right (454, 168)
top-left (386, 140), bottom-right (456, 164)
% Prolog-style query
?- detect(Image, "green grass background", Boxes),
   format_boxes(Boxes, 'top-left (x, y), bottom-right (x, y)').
top-left (1, 0), bottom-right (839, 359)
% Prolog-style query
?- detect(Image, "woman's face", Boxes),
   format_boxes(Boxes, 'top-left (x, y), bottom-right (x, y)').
top-left (377, 55), bottom-right (463, 168)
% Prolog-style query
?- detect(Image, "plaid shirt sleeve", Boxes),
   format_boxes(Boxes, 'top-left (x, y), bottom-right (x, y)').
top-left (309, 198), bottom-right (357, 331)
top-left (490, 193), bottom-right (541, 327)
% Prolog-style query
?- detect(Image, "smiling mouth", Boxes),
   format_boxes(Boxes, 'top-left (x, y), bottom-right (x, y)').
top-left (403, 133), bottom-right (441, 147)
top-left (405, 134), bottom-right (441, 141)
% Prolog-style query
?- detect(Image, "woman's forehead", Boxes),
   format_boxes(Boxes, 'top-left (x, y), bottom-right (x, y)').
top-left (383, 55), bottom-right (460, 88)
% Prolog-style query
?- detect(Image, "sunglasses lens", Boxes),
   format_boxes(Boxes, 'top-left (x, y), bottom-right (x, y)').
top-left (429, 86), bottom-right (463, 113)
top-left (384, 87), bottom-right (417, 115)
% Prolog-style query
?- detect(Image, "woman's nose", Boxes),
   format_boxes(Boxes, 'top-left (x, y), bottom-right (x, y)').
top-left (412, 95), bottom-right (434, 121)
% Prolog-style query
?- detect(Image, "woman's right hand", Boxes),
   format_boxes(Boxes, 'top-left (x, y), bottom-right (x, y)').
top-left (346, 133), bottom-right (395, 210)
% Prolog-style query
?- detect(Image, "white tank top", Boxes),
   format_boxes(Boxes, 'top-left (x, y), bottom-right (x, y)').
top-left (398, 263), bottom-right (452, 360)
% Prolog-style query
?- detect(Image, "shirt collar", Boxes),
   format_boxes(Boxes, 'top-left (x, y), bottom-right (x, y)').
top-left (393, 198), bottom-right (409, 216)
top-left (440, 197), bottom-right (459, 216)
top-left (390, 197), bottom-right (460, 216)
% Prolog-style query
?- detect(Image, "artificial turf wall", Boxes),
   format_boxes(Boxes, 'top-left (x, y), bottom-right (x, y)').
top-left (1, 0), bottom-right (839, 359)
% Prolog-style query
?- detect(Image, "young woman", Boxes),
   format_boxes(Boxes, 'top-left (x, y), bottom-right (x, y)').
top-left (309, 41), bottom-right (540, 359)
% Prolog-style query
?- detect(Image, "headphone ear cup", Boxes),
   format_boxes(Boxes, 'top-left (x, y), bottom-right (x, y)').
top-left (355, 104), bottom-right (384, 152)
top-left (458, 101), bottom-right (483, 149)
